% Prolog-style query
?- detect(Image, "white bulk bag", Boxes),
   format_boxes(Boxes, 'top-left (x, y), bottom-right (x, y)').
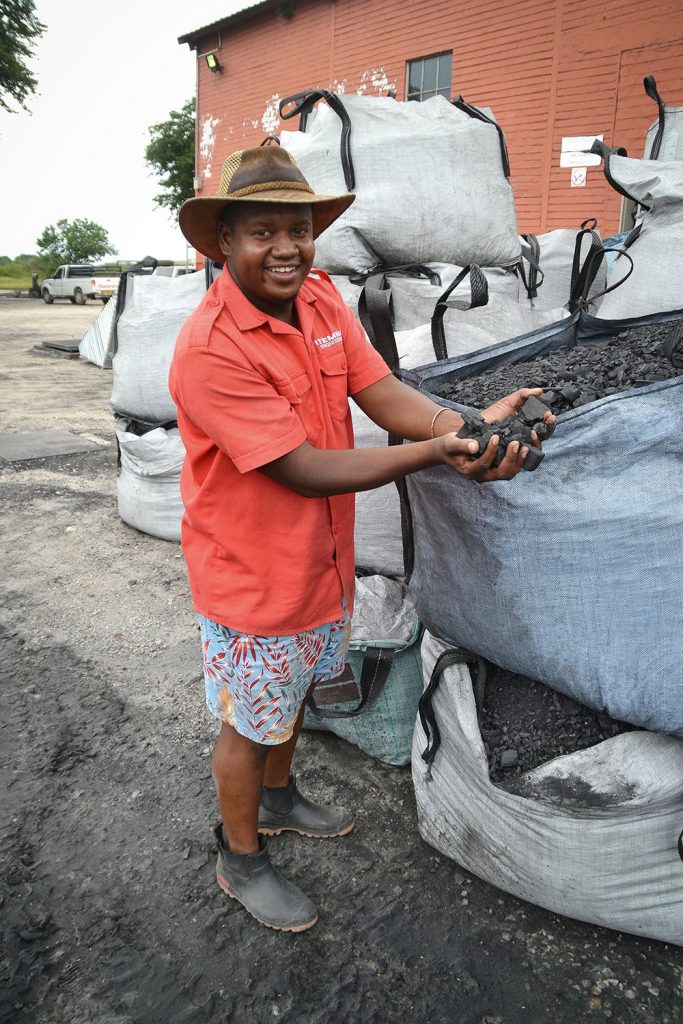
top-left (111, 271), bottom-right (206, 422)
top-left (116, 421), bottom-right (184, 542)
top-left (413, 630), bottom-right (683, 946)
top-left (280, 93), bottom-right (520, 273)
top-left (594, 146), bottom-right (683, 318)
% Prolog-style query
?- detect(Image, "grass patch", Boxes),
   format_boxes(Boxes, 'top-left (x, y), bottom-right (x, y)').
top-left (0, 275), bottom-right (33, 290)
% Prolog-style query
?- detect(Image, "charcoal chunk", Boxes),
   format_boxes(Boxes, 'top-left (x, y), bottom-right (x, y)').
top-left (518, 395), bottom-right (551, 425)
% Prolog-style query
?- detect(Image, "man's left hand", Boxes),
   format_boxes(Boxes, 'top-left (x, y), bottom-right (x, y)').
top-left (481, 387), bottom-right (557, 444)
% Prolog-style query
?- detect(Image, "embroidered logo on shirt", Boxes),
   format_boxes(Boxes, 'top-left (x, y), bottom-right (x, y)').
top-left (313, 329), bottom-right (342, 350)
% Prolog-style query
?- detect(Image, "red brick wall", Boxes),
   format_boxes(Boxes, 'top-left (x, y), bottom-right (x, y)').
top-left (191, 0), bottom-right (683, 236)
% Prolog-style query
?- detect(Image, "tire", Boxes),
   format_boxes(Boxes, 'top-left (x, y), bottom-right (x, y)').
top-left (101, 297), bottom-right (110, 304)
top-left (42, 289), bottom-right (54, 304)
top-left (69, 297), bottom-right (76, 304)
top-left (73, 288), bottom-right (85, 305)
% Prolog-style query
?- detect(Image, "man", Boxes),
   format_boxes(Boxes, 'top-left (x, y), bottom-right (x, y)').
top-left (170, 145), bottom-right (554, 932)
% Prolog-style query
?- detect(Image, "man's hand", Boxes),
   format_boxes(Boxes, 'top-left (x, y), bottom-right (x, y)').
top-left (481, 387), bottom-right (557, 444)
top-left (434, 432), bottom-right (529, 482)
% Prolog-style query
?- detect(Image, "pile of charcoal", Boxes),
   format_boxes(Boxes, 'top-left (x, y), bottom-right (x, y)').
top-left (432, 321), bottom-right (682, 412)
top-left (477, 662), bottom-right (635, 784)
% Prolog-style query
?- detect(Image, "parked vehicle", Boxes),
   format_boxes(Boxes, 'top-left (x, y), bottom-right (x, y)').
top-left (152, 265), bottom-right (196, 278)
top-left (41, 265), bottom-right (120, 305)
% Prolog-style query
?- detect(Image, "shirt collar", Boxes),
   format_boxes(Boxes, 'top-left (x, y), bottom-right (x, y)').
top-left (215, 266), bottom-right (318, 335)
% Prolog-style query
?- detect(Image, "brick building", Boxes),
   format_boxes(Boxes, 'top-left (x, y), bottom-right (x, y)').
top-left (179, 0), bottom-right (683, 236)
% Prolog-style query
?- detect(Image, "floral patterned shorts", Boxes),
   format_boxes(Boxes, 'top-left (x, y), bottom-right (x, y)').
top-left (197, 606), bottom-right (351, 745)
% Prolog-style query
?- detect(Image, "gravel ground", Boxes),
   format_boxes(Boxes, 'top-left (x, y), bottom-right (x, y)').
top-left (2, 296), bottom-right (683, 1023)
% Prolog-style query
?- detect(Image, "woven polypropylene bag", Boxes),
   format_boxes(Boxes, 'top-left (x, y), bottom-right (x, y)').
top-left (596, 153), bottom-right (683, 319)
top-left (304, 576), bottom-right (423, 765)
top-left (116, 421), bottom-right (184, 542)
top-left (111, 271), bottom-right (206, 421)
top-left (405, 312), bottom-right (683, 735)
top-left (413, 630), bottom-right (683, 946)
top-left (280, 93), bottom-right (520, 273)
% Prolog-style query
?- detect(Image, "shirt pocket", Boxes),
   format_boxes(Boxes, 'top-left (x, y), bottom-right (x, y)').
top-left (318, 350), bottom-right (349, 421)
top-left (272, 369), bottom-right (312, 407)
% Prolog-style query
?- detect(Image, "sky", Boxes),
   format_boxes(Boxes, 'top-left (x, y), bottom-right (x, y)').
top-left (0, 1), bottom-right (250, 262)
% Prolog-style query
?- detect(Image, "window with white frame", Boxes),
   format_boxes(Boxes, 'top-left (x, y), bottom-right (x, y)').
top-left (406, 52), bottom-right (452, 102)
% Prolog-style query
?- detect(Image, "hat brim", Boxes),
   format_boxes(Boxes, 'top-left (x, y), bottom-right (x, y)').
top-left (178, 188), bottom-right (356, 265)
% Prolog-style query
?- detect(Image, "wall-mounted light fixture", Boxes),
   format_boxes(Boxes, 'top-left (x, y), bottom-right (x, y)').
top-left (205, 51), bottom-right (222, 73)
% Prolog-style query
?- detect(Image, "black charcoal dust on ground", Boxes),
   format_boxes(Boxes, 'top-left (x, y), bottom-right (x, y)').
top-left (432, 322), bottom-right (681, 411)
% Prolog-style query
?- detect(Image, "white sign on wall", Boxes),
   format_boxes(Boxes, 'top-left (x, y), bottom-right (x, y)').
top-left (560, 134), bottom-right (604, 168)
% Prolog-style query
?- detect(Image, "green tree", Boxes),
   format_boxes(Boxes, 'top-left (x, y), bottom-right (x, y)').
top-left (0, 0), bottom-right (46, 113)
top-left (36, 218), bottom-right (117, 263)
top-left (145, 97), bottom-right (195, 217)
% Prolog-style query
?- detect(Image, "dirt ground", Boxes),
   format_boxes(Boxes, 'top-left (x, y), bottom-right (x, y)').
top-left (1, 295), bottom-right (682, 1024)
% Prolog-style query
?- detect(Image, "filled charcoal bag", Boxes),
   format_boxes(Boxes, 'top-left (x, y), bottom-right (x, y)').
top-left (404, 307), bottom-right (683, 736)
top-left (279, 91), bottom-right (520, 273)
top-left (111, 270), bottom-right (206, 422)
top-left (304, 575), bottom-right (422, 766)
top-left (592, 141), bottom-right (683, 319)
top-left (519, 221), bottom-right (607, 312)
top-left (352, 267), bottom-right (567, 576)
top-left (115, 418), bottom-right (184, 542)
top-left (412, 630), bottom-right (683, 945)
top-left (644, 74), bottom-right (683, 162)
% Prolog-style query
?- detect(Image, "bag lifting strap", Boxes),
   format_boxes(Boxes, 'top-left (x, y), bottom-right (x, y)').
top-left (418, 648), bottom-right (487, 770)
top-left (278, 90), bottom-right (355, 191)
top-left (431, 265), bottom-right (489, 361)
top-left (452, 95), bottom-right (511, 178)
top-left (519, 234), bottom-right (544, 300)
top-left (643, 75), bottom-right (666, 160)
top-left (306, 646), bottom-right (395, 719)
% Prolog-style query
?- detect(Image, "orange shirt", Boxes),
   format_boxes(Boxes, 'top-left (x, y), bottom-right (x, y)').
top-left (168, 267), bottom-right (390, 634)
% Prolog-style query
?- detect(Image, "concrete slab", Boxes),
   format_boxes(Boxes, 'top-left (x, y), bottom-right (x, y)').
top-left (0, 429), bottom-right (103, 462)
top-left (41, 340), bottom-right (81, 353)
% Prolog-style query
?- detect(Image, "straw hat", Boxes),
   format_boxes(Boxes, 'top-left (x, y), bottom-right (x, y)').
top-left (179, 146), bottom-right (355, 264)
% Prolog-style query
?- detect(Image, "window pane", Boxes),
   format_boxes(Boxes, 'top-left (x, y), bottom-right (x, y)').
top-left (422, 56), bottom-right (437, 95)
top-left (437, 53), bottom-right (452, 92)
top-left (407, 61), bottom-right (422, 97)
top-left (438, 87), bottom-right (451, 98)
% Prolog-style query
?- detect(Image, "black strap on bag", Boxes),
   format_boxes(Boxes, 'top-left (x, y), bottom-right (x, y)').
top-left (279, 90), bottom-right (355, 190)
top-left (356, 273), bottom-right (416, 578)
top-left (567, 220), bottom-right (604, 312)
top-left (644, 75), bottom-right (666, 160)
top-left (590, 139), bottom-right (652, 213)
top-left (306, 645), bottom-right (396, 719)
top-left (431, 265), bottom-right (489, 361)
top-left (357, 272), bottom-right (399, 371)
top-left (518, 235), bottom-right (544, 300)
top-left (350, 263), bottom-right (443, 288)
top-left (569, 245), bottom-right (636, 309)
top-left (419, 647), bottom-right (487, 771)
top-left (452, 95), bottom-right (511, 178)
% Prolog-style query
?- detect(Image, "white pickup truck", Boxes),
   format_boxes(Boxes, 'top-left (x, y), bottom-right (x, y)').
top-left (41, 265), bottom-right (119, 305)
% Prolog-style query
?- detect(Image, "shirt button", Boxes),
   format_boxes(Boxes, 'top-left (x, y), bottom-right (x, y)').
top-left (208, 299), bottom-right (220, 307)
